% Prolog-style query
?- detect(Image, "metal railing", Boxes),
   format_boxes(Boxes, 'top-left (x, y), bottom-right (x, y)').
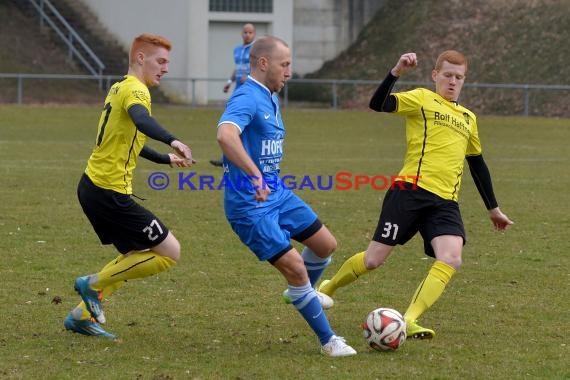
top-left (283, 78), bottom-right (570, 117)
top-left (26, 0), bottom-right (105, 83)
top-left (0, 73), bottom-right (119, 104)
top-left (1, 73), bottom-right (569, 118)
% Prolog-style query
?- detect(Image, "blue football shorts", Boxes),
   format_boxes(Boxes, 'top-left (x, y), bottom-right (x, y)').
top-left (228, 191), bottom-right (321, 262)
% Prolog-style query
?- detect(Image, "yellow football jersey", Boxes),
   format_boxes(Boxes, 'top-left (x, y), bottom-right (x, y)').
top-left (394, 87), bottom-right (481, 201)
top-left (85, 75), bottom-right (151, 194)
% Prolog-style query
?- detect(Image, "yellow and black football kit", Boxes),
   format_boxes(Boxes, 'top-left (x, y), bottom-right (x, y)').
top-left (85, 75), bottom-right (152, 194)
top-left (319, 70), bottom-right (501, 337)
top-left (79, 75), bottom-right (173, 253)
top-left (366, 71), bottom-right (499, 251)
top-left (365, 72), bottom-right (488, 253)
top-left (71, 74), bottom-right (179, 323)
top-left (393, 87), bottom-right (480, 201)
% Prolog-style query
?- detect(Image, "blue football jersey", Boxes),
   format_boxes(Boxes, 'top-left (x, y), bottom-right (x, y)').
top-left (217, 77), bottom-right (288, 218)
top-left (233, 42), bottom-right (254, 90)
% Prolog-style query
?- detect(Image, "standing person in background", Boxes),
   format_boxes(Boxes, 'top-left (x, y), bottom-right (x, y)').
top-left (64, 33), bottom-right (195, 339)
top-left (318, 50), bottom-right (513, 340)
top-left (216, 36), bottom-right (356, 357)
top-left (210, 23), bottom-right (256, 167)
top-left (223, 23), bottom-right (256, 94)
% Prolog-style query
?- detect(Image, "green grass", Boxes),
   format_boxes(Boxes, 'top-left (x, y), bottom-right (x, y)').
top-left (0, 105), bottom-right (569, 379)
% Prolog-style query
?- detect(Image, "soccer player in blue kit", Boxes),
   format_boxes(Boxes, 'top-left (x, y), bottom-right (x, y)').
top-left (216, 36), bottom-right (357, 357)
top-left (222, 23), bottom-right (256, 94)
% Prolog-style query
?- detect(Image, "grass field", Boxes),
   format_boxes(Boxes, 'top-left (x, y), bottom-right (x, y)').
top-left (0, 105), bottom-right (568, 379)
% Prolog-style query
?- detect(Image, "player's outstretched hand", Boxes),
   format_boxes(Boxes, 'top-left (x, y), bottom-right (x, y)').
top-left (391, 52), bottom-right (418, 77)
top-left (169, 153), bottom-right (192, 167)
top-left (170, 140), bottom-right (196, 167)
top-left (489, 207), bottom-right (514, 231)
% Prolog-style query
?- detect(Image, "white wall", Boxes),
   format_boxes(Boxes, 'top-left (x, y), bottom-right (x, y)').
top-left (207, 22), bottom-right (270, 102)
top-left (202, 1), bottom-right (293, 101)
top-left (77, 0), bottom-right (379, 101)
top-left (80, 0), bottom-right (294, 104)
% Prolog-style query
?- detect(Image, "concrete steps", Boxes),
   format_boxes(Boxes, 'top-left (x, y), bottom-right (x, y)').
top-left (11, 0), bottom-right (170, 102)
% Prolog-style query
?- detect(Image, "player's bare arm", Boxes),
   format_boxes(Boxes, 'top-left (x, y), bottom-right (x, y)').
top-left (391, 52), bottom-right (418, 77)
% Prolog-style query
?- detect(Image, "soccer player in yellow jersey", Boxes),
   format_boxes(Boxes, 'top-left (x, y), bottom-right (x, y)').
top-left (63, 34), bottom-right (195, 339)
top-left (318, 51), bottom-right (514, 339)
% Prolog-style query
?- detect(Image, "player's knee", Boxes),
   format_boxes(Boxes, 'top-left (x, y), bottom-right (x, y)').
top-left (169, 238), bottom-right (181, 262)
top-left (364, 246), bottom-right (391, 269)
top-left (155, 233), bottom-right (181, 262)
top-left (438, 253), bottom-right (461, 269)
top-left (364, 254), bottom-right (386, 269)
top-left (446, 256), bottom-right (462, 269)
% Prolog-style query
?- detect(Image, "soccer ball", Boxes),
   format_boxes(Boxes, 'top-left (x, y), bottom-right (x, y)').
top-left (362, 307), bottom-right (407, 351)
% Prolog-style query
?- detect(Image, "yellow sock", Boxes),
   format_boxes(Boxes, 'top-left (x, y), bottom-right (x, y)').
top-left (90, 252), bottom-right (176, 290)
top-left (319, 251), bottom-right (368, 296)
top-left (404, 260), bottom-right (455, 322)
top-left (73, 254), bottom-right (126, 320)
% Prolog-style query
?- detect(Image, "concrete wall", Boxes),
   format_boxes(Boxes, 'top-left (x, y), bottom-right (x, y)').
top-left (79, 0), bottom-right (292, 104)
top-left (78, 0), bottom-right (381, 102)
top-left (292, 0), bottom-right (386, 76)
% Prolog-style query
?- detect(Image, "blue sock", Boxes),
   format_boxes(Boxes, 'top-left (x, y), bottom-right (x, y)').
top-left (288, 282), bottom-right (334, 345)
top-left (301, 247), bottom-right (331, 287)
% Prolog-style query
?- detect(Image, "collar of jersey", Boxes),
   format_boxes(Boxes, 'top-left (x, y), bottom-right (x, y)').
top-left (430, 88), bottom-right (461, 108)
top-left (123, 74), bottom-right (143, 85)
top-left (247, 75), bottom-right (273, 96)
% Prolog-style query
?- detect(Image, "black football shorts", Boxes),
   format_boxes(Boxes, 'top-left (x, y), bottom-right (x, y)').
top-left (77, 174), bottom-right (169, 254)
top-left (372, 181), bottom-right (465, 257)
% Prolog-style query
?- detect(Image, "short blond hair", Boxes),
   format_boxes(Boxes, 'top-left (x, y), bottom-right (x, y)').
top-left (250, 36), bottom-right (288, 68)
